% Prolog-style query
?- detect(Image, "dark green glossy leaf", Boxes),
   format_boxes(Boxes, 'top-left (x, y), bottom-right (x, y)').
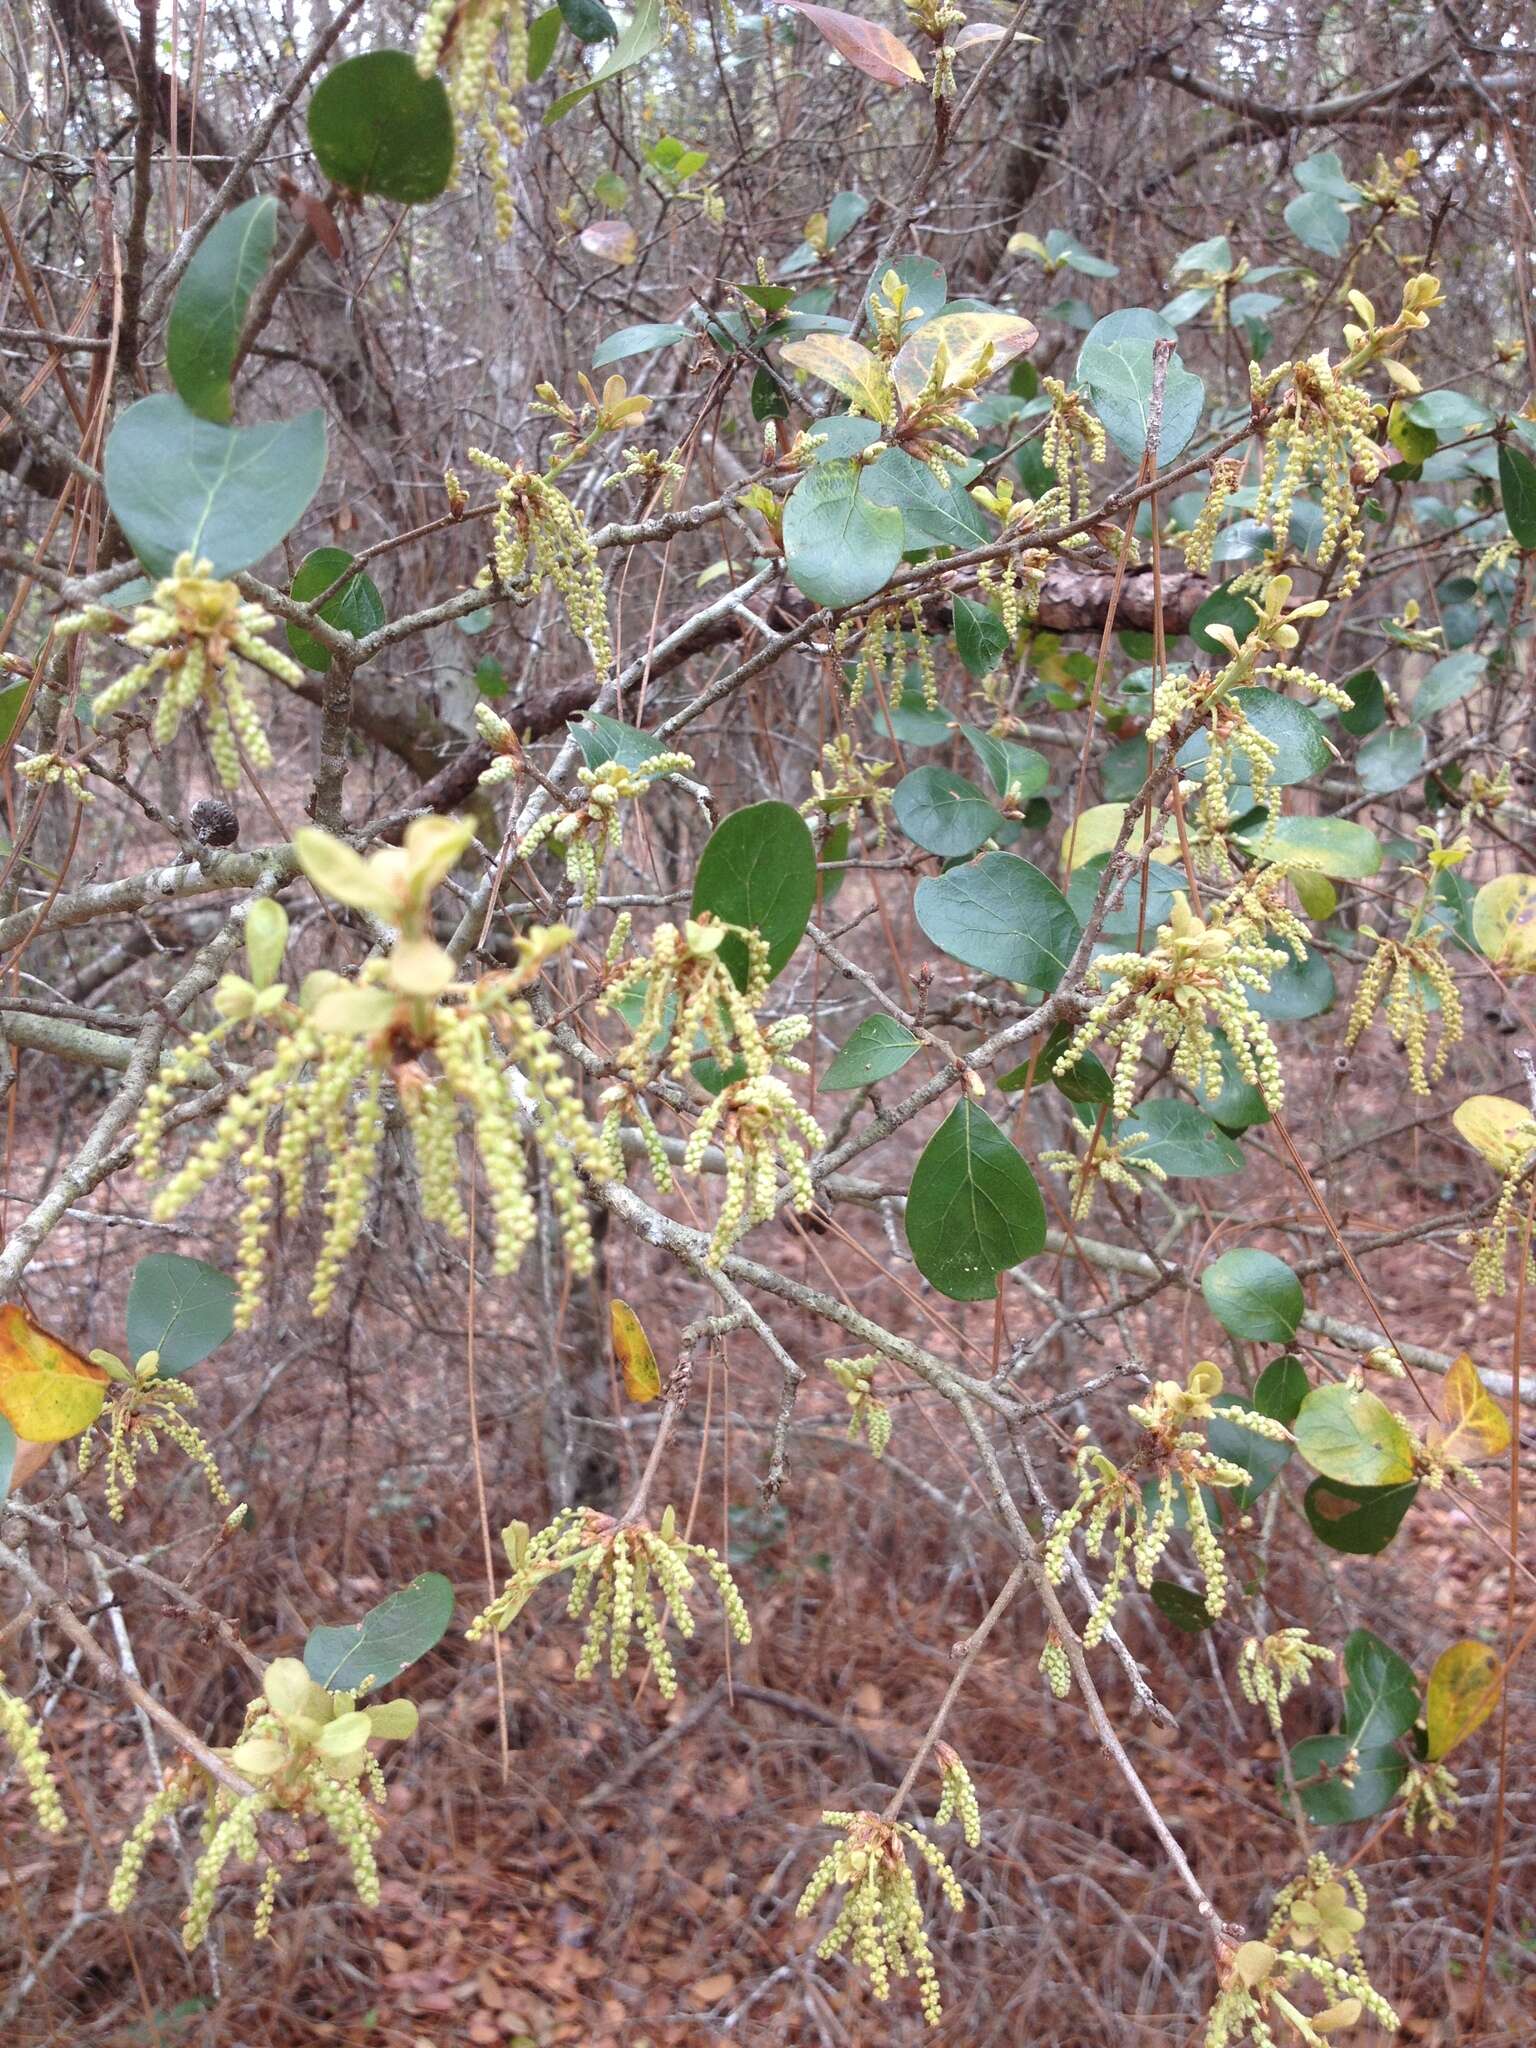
top-left (1208, 1394), bottom-right (1291, 1507)
top-left (954, 596), bottom-right (1008, 679)
top-left (751, 366), bottom-right (789, 421)
top-left (308, 50), bottom-right (455, 203)
top-left (959, 725), bottom-right (1048, 803)
top-left (999, 1019), bottom-right (1112, 1105)
top-left (1342, 1628), bottom-right (1420, 1748)
top-left (915, 852), bottom-right (1080, 991)
top-left (1150, 1579), bottom-right (1214, 1633)
top-left (691, 801), bottom-right (816, 987)
top-left (1288, 1733), bottom-right (1406, 1824)
top-left (527, 6), bottom-right (563, 80)
top-left (1076, 338), bottom-right (1204, 463)
top-left (892, 766), bottom-right (1002, 857)
top-left (166, 195), bottom-right (277, 423)
top-left (1119, 1099), bottom-right (1243, 1178)
top-left (558, 0), bottom-right (618, 38)
top-left (286, 548), bottom-right (386, 672)
top-left (822, 1014), bottom-right (922, 1091)
top-left (547, 0), bottom-right (665, 122)
top-left (1303, 1475), bottom-right (1418, 1554)
top-left (905, 1101), bottom-right (1044, 1301)
top-left (863, 449), bottom-right (988, 552)
top-left (304, 1572), bottom-right (455, 1694)
top-left (1338, 667), bottom-right (1385, 737)
top-left (1201, 1247), bottom-right (1303, 1343)
top-left (1253, 1354), bottom-right (1310, 1425)
top-left (592, 321), bottom-right (692, 368)
top-left (1189, 582), bottom-right (1259, 656)
top-left (1178, 688), bottom-right (1329, 789)
top-left (570, 712), bottom-right (667, 770)
top-left (1499, 440), bottom-right (1536, 549)
top-left (1247, 945), bottom-right (1336, 1021)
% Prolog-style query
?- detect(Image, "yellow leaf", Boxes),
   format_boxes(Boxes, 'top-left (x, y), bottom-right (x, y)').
top-left (1451, 1094), bottom-right (1536, 1175)
top-left (1472, 873), bottom-right (1536, 973)
top-left (1060, 802), bottom-right (1142, 876)
top-left (1431, 1353), bottom-right (1511, 1465)
top-left (779, 335), bottom-right (895, 425)
top-left (1425, 1640), bottom-right (1502, 1760)
top-left (610, 1299), bottom-right (662, 1403)
top-left (890, 311), bottom-right (1038, 408)
top-left (0, 1303), bottom-right (108, 1444)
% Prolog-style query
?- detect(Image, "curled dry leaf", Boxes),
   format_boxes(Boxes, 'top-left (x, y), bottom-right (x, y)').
top-left (779, 1), bottom-right (925, 88)
top-left (580, 219), bottom-right (638, 265)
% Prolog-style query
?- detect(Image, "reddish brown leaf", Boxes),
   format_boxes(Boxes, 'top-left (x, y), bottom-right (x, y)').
top-left (780, 1), bottom-right (925, 88)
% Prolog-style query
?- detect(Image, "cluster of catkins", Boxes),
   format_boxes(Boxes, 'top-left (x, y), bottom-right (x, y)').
top-left (109, 1658), bottom-right (416, 1951)
top-left (57, 553), bottom-right (307, 789)
top-left (77, 1346), bottom-right (232, 1522)
top-left (136, 819), bottom-right (605, 1326)
top-left (599, 914), bottom-right (824, 1264)
top-left (467, 1503), bottom-right (750, 1701)
top-left (1204, 1857), bottom-right (1399, 2047)
top-left (1045, 1363), bottom-right (1289, 1643)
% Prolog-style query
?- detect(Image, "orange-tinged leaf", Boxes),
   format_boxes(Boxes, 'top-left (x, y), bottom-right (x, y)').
top-left (1431, 1353), bottom-right (1511, 1465)
top-left (1425, 1640), bottom-right (1502, 1760)
top-left (779, 1), bottom-right (925, 88)
top-left (0, 1303), bottom-right (108, 1443)
top-left (779, 335), bottom-right (895, 424)
top-left (891, 310), bottom-right (1039, 407)
top-left (610, 1300), bottom-right (662, 1403)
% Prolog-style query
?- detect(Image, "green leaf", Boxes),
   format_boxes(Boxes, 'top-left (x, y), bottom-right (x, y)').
top-left (0, 1417), bottom-right (14, 1504)
top-left (1499, 440), bottom-right (1536, 549)
top-left (104, 394), bottom-right (326, 578)
top-left (1238, 814), bottom-right (1382, 879)
top-left (954, 596), bottom-right (1008, 679)
top-left (998, 1019), bottom-right (1111, 1105)
top-left (691, 801), bottom-right (816, 987)
top-left (915, 852), bottom-right (1080, 991)
top-left (1342, 1628), bottom-right (1420, 1748)
top-left (905, 1101), bottom-right (1044, 1301)
top-left (125, 1254), bottom-right (235, 1377)
top-left (1178, 688), bottom-right (1329, 790)
top-left (1413, 649), bottom-right (1485, 720)
top-left (862, 449), bottom-right (989, 552)
top-left (863, 252), bottom-right (947, 328)
top-left (1288, 1734), bottom-right (1407, 1825)
top-left (1293, 150), bottom-right (1360, 201)
top-left (307, 50), bottom-right (455, 203)
top-left (892, 765), bottom-right (1002, 858)
top-left (1075, 338), bottom-right (1205, 463)
top-left (592, 321), bottom-right (692, 368)
top-left (817, 817), bottom-right (850, 910)
top-left (1356, 725), bottom-right (1426, 796)
top-left (1294, 1383), bottom-right (1416, 1485)
top-left (0, 678), bottom-right (31, 752)
top-left (1284, 189), bottom-right (1350, 257)
top-left (1079, 307), bottom-right (1176, 353)
top-left (958, 725), bottom-right (1047, 803)
top-left (528, 7), bottom-right (563, 80)
top-left (1189, 581), bottom-right (1259, 657)
top-left (285, 548), bottom-right (386, 673)
top-left (303, 1572), bottom-right (455, 1695)
top-left (1254, 1353), bottom-right (1310, 1424)
top-left (1149, 1579), bottom-right (1215, 1633)
top-left (1247, 945), bottom-right (1336, 1021)
top-left (166, 195), bottom-right (277, 424)
top-left (1208, 1393), bottom-right (1291, 1506)
top-left (822, 1014), bottom-right (922, 1091)
top-left (570, 711), bottom-right (666, 771)
top-left (1201, 1248), bottom-right (1303, 1343)
top-left (782, 459), bottom-right (905, 608)
top-left (547, 0), bottom-right (665, 122)
top-left (1194, 1031), bottom-right (1271, 1130)
top-left (1303, 1474), bottom-right (1419, 1554)
top-left (1404, 389), bottom-right (1493, 437)
top-left (1119, 1099), bottom-right (1243, 1178)
top-left (751, 366), bottom-right (789, 422)
top-left (558, 0), bottom-right (617, 37)
top-left (1339, 667), bottom-right (1385, 737)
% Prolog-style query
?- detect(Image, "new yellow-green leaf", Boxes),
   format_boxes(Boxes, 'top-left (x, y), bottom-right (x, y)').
top-left (1425, 1640), bottom-right (1501, 1760)
top-left (1293, 1382), bottom-right (1415, 1486)
top-left (610, 1298), bottom-right (662, 1402)
top-left (1472, 873), bottom-right (1536, 972)
top-left (1431, 1353), bottom-right (1511, 1465)
top-left (890, 311), bottom-right (1038, 408)
top-left (780, 335), bottom-right (895, 424)
top-left (1452, 1094), bottom-right (1536, 1175)
top-left (0, 1303), bottom-right (108, 1444)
